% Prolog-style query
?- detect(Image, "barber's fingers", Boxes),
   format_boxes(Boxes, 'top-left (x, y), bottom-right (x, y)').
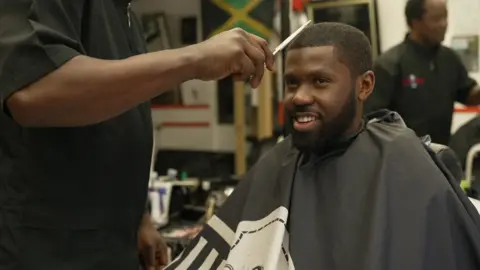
top-left (155, 240), bottom-right (169, 266)
top-left (241, 34), bottom-right (269, 88)
top-left (248, 33), bottom-right (275, 70)
top-left (143, 245), bottom-right (156, 270)
top-left (235, 53), bottom-right (256, 83)
top-left (229, 30), bottom-right (274, 87)
top-left (243, 45), bottom-right (265, 88)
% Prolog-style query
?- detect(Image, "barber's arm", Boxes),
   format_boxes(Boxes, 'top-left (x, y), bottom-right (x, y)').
top-left (138, 212), bottom-right (168, 269)
top-left (453, 53), bottom-right (480, 105)
top-left (364, 61), bottom-right (396, 113)
top-left (137, 133), bottom-right (168, 269)
top-left (1, 2), bottom-right (273, 128)
top-left (464, 85), bottom-right (480, 106)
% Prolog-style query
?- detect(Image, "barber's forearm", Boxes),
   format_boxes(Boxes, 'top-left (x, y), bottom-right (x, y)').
top-left (7, 48), bottom-right (198, 127)
top-left (142, 212), bottom-right (151, 221)
top-left (466, 85), bottom-right (480, 106)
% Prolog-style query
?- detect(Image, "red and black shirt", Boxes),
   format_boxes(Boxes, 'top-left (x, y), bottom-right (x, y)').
top-left (365, 35), bottom-right (477, 145)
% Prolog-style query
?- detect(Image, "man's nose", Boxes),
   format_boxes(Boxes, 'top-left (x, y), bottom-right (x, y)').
top-left (292, 88), bottom-right (314, 105)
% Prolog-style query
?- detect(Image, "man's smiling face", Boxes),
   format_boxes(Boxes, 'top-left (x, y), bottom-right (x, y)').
top-left (283, 45), bottom-right (358, 153)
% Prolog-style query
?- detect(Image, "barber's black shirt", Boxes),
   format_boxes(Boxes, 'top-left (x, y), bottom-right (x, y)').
top-left (365, 36), bottom-right (477, 145)
top-left (0, 1), bottom-right (152, 269)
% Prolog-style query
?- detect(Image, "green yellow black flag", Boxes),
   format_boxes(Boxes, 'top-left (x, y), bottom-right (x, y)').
top-left (201, 0), bottom-right (275, 40)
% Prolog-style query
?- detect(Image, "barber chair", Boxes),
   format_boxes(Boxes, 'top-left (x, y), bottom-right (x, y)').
top-left (465, 143), bottom-right (480, 189)
top-left (427, 142), bottom-right (480, 213)
top-left (449, 116), bottom-right (480, 196)
top-left (428, 143), bottom-right (464, 184)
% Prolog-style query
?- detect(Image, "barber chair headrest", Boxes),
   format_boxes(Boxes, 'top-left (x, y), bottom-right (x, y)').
top-left (428, 143), bottom-right (464, 184)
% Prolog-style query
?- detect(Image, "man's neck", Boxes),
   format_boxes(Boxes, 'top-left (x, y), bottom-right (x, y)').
top-left (301, 118), bottom-right (365, 164)
top-left (408, 32), bottom-right (437, 48)
top-left (344, 117), bottom-right (364, 137)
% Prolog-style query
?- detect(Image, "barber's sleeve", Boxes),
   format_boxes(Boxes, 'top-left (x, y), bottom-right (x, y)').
top-left (364, 61), bottom-right (397, 114)
top-left (0, 1), bottom-right (84, 112)
top-left (454, 54), bottom-right (478, 105)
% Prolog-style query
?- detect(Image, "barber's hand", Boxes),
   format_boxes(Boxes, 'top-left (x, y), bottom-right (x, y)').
top-left (138, 215), bottom-right (168, 270)
top-left (192, 28), bottom-right (275, 88)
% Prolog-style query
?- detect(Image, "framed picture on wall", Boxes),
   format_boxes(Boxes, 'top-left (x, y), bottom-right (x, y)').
top-left (451, 35), bottom-right (479, 73)
top-left (141, 12), bottom-right (180, 105)
top-left (307, 0), bottom-right (381, 58)
top-left (142, 12), bottom-right (172, 52)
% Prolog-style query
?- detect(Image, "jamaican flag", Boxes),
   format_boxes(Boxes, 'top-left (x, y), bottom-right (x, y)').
top-left (201, 0), bottom-right (275, 40)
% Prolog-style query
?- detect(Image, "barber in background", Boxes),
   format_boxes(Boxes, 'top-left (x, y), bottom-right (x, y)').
top-left (365, 0), bottom-right (480, 145)
top-left (0, 1), bottom-right (273, 270)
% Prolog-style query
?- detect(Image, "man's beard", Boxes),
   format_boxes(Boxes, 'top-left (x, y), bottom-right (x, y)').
top-left (286, 89), bottom-right (357, 154)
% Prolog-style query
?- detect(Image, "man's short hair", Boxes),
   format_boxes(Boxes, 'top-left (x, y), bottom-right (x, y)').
top-left (405, 0), bottom-right (426, 27)
top-left (287, 22), bottom-right (372, 76)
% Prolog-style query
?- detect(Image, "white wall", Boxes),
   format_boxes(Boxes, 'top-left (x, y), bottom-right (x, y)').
top-left (447, 0), bottom-right (480, 82)
top-left (376, 0), bottom-right (408, 52)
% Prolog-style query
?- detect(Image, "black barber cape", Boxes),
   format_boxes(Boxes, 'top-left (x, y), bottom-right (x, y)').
top-left (0, 1), bottom-right (152, 270)
top-left (166, 110), bottom-right (480, 270)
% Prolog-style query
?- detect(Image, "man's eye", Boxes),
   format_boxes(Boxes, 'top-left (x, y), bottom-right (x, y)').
top-left (285, 79), bottom-right (299, 88)
top-left (313, 78), bottom-right (329, 87)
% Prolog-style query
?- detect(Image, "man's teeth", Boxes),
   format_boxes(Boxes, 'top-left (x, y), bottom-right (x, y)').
top-left (296, 116), bottom-right (316, 123)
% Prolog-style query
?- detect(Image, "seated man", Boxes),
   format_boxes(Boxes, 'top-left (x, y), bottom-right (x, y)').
top-left (166, 23), bottom-right (480, 270)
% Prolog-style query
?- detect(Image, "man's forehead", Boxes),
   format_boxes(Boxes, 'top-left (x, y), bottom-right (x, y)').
top-left (285, 46), bottom-right (343, 74)
top-left (286, 45), bottom-right (336, 61)
top-left (426, 0), bottom-right (447, 6)
top-left (425, 0), bottom-right (447, 11)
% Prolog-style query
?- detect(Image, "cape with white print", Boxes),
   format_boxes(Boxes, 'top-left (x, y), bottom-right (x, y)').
top-left (165, 110), bottom-right (480, 270)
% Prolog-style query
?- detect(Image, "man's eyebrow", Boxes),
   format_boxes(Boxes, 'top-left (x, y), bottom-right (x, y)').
top-left (284, 69), bottom-right (333, 77)
top-left (306, 67), bottom-right (333, 75)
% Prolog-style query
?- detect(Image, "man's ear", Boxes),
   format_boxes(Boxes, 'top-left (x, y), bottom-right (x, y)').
top-left (357, 70), bottom-right (375, 101)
